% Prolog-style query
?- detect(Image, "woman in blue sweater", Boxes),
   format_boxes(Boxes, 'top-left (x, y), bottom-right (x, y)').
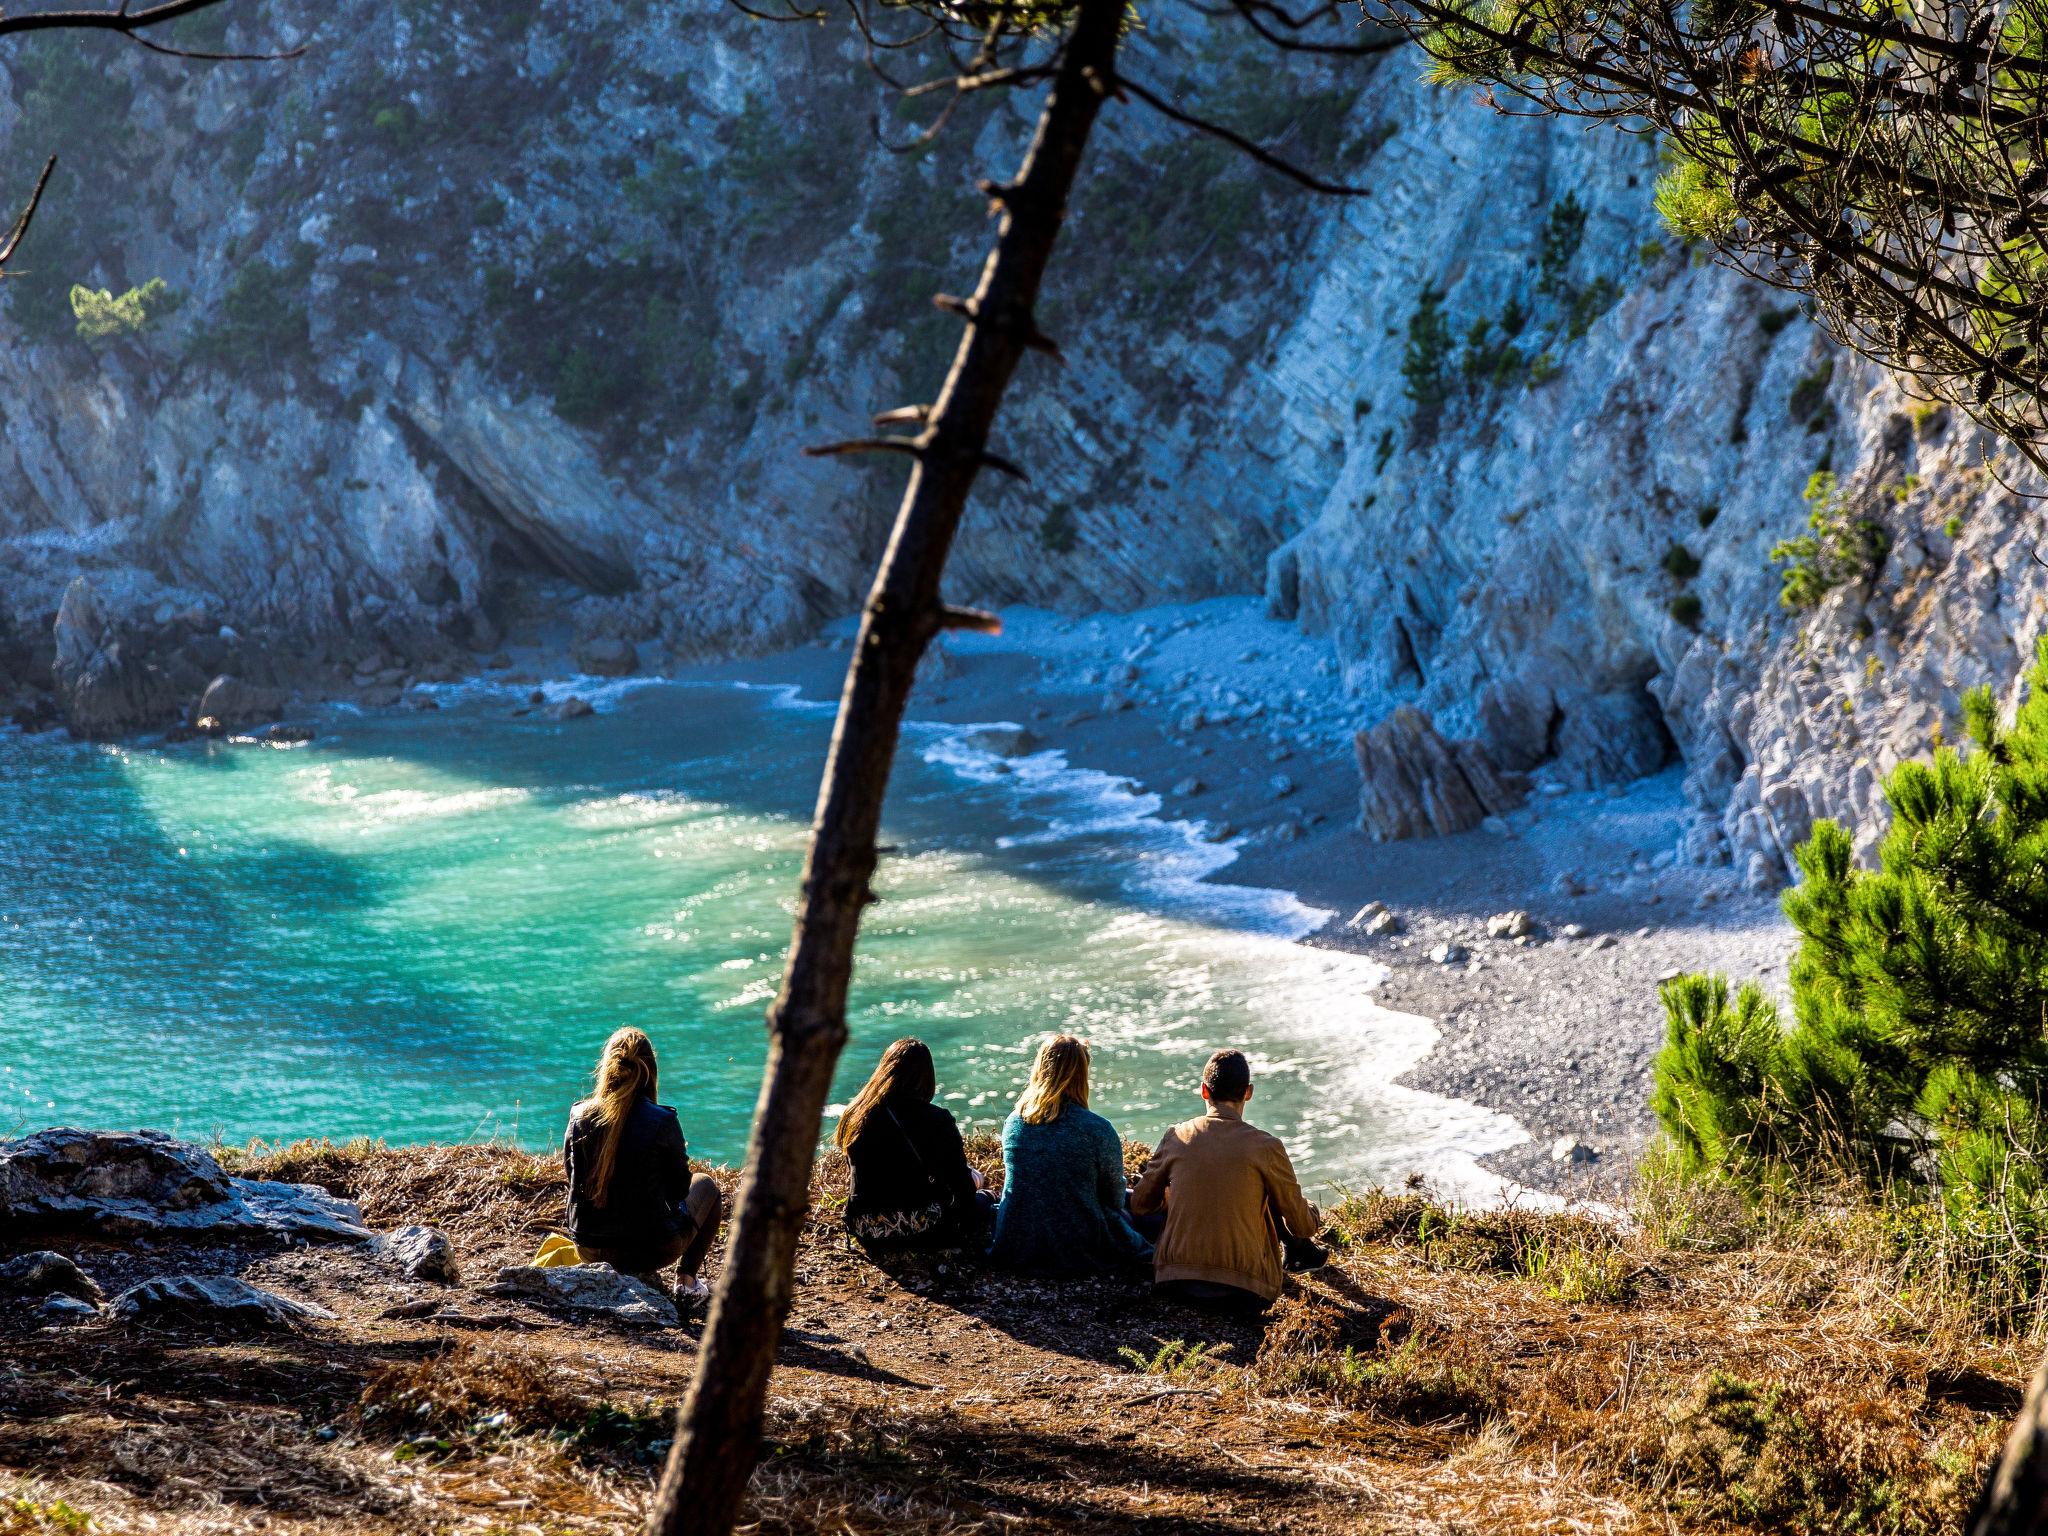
top-left (988, 1034), bottom-right (1152, 1274)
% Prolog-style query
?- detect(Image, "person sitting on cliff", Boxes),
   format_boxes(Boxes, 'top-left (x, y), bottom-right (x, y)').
top-left (835, 1037), bottom-right (994, 1251)
top-left (986, 1034), bottom-right (1153, 1275)
top-left (1129, 1048), bottom-right (1325, 1316)
top-left (563, 1026), bottom-right (723, 1308)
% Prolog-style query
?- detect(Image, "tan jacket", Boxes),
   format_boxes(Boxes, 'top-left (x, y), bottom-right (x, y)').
top-left (1129, 1104), bottom-right (1319, 1301)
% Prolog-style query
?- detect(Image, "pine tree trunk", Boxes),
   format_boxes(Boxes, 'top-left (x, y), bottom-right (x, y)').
top-left (1971, 1349), bottom-right (2048, 1536)
top-left (640, 9), bottom-right (1125, 1534)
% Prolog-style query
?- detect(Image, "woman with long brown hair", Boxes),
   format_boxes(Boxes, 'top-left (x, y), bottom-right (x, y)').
top-left (563, 1026), bottom-right (723, 1304)
top-left (833, 1037), bottom-right (990, 1249)
top-left (987, 1034), bottom-right (1151, 1274)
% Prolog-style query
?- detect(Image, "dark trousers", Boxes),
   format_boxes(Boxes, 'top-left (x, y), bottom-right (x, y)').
top-left (581, 1172), bottom-right (722, 1280)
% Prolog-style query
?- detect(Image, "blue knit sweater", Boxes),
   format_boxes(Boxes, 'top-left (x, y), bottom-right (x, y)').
top-left (987, 1101), bottom-right (1152, 1274)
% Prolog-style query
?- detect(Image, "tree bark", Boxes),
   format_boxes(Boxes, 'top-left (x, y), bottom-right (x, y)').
top-left (641, 7), bottom-right (1125, 1534)
top-left (1971, 1349), bottom-right (2048, 1536)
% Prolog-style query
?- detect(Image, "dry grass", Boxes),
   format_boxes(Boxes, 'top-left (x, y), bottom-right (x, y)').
top-left (3, 1139), bottom-right (2033, 1535)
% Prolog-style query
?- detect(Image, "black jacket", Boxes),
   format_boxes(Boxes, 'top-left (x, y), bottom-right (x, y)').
top-left (563, 1095), bottom-right (693, 1251)
top-left (844, 1099), bottom-right (978, 1224)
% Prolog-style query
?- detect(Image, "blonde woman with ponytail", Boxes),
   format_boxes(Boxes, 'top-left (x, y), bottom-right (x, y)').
top-left (562, 1026), bottom-right (723, 1305)
top-left (987, 1034), bottom-right (1152, 1274)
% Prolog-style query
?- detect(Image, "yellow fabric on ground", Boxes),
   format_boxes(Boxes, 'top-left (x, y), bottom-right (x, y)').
top-left (532, 1234), bottom-right (585, 1267)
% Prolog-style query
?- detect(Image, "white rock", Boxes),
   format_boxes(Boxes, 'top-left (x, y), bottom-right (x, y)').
top-left (1364, 909), bottom-right (1402, 936)
top-left (1428, 941), bottom-right (1469, 966)
top-left (1346, 901), bottom-right (1389, 929)
top-left (1269, 774), bottom-right (1296, 798)
top-left (1485, 910), bottom-right (1534, 940)
top-left (1745, 852), bottom-right (1780, 894)
top-left (1550, 1136), bottom-right (1599, 1165)
top-left (1589, 933), bottom-right (1615, 950)
top-left (1558, 922), bottom-right (1586, 940)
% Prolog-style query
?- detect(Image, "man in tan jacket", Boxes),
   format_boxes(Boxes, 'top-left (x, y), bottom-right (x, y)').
top-left (1129, 1049), bottom-right (1324, 1313)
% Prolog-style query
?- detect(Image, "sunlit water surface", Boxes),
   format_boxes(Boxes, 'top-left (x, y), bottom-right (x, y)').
top-left (0, 678), bottom-right (1524, 1193)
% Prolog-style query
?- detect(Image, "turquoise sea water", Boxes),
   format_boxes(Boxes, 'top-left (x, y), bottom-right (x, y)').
top-left (0, 677), bottom-right (1523, 1192)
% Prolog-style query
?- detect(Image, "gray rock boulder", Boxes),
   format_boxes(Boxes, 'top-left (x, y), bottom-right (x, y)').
top-left (376, 1224), bottom-right (460, 1284)
top-left (193, 674), bottom-right (287, 732)
top-left (549, 695), bottom-right (595, 721)
top-left (0, 1250), bottom-right (102, 1303)
top-left (486, 1263), bottom-right (678, 1327)
top-left (51, 579), bottom-right (184, 740)
top-left (39, 1295), bottom-right (100, 1326)
top-left (961, 725), bottom-right (1042, 757)
top-left (572, 635), bottom-right (638, 677)
top-left (107, 1274), bottom-right (336, 1328)
top-left (1353, 707), bottom-right (1528, 841)
top-left (0, 1127), bottom-right (371, 1242)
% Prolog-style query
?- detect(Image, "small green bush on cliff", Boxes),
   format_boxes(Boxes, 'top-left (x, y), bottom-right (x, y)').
top-left (1653, 639), bottom-right (2048, 1323)
top-left (1771, 470), bottom-right (1888, 609)
top-left (70, 278), bottom-right (173, 344)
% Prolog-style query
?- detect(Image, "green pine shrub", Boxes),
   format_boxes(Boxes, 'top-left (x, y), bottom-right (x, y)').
top-left (1652, 640), bottom-right (2048, 1321)
top-left (1401, 285), bottom-right (1455, 434)
top-left (1771, 471), bottom-right (1889, 609)
top-left (1662, 543), bottom-right (1701, 580)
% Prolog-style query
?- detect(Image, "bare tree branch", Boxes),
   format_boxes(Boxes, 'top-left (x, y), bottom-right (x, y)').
top-left (0, 156), bottom-right (58, 272)
top-left (1117, 73), bottom-right (1373, 195)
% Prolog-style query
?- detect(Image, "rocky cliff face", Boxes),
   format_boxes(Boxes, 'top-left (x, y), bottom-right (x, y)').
top-left (0, 1), bottom-right (2037, 868)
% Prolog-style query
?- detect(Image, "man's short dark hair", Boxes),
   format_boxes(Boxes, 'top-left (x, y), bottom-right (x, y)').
top-left (1202, 1049), bottom-right (1251, 1102)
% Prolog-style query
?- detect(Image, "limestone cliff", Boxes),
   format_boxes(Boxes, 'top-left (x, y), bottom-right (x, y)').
top-left (0, 1), bottom-right (2036, 868)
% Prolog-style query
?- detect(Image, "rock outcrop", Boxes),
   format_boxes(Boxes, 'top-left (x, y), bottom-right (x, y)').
top-left (1354, 707), bottom-right (1527, 841)
top-left (486, 1264), bottom-right (678, 1327)
top-left (50, 578), bottom-right (186, 739)
top-left (106, 1274), bottom-right (335, 1328)
top-left (0, 1250), bottom-right (102, 1304)
top-left (0, 1127), bottom-right (371, 1242)
top-left (375, 1224), bottom-right (460, 1285)
top-left (193, 673), bottom-right (287, 732)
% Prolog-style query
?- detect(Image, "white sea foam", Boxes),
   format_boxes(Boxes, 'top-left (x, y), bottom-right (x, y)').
top-left (913, 718), bottom-right (1537, 1205)
top-left (291, 766), bottom-right (532, 826)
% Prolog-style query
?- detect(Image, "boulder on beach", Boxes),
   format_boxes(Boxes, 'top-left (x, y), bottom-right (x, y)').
top-left (550, 695), bottom-right (596, 721)
top-left (52, 578), bottom-right (186, 740)
top-left (0, 1127), bottom-right (372, 1243)
top-left (1353, 707), bottom-right (1527, 841)
top-left (572, 635), bottom-right (638, 677)
top-left (193, 674), bottom-right (286, 733)
top-left (108, 1274), bottom-right (336, 1329)
top-left (962, 725), bottom-right (1042, 758)
top-left (1485, 910), bottom-right (1535, 940)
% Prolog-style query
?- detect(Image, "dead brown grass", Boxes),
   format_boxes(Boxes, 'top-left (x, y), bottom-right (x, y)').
top-left (3, 1139), bottom-right (2031, 1536)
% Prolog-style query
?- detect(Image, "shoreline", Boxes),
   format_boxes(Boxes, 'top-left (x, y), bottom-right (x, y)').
top-left (675, 599), bottom-right (1797, 1199)
top-left (23, 597), bottom-right (1801, 1200)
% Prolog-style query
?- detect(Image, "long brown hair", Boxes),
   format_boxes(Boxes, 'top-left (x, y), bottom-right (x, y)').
top-left (1017, 1034), bottom-right (1090, 1125)
top-left (578, 1026), bottom-right (658, 1206)
top-left (833, 1038), bottom-right (937, 1150)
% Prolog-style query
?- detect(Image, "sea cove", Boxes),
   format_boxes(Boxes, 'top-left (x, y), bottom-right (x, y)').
top-left (0, 674), bottom-right (1522, 1192)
